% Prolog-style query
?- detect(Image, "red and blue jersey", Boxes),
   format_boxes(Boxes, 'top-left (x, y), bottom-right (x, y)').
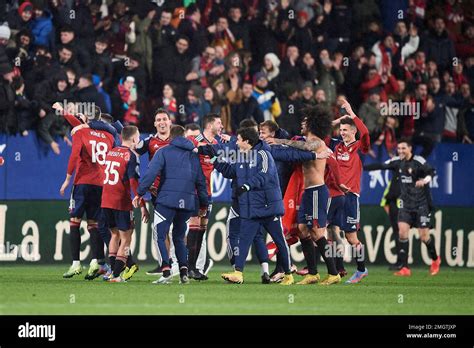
top-left (101, 146), bottom-right (140, 211)
top-left (67, 128), bottom-right (114, 186)
top-left (333, 117), bottom-right (370, 195)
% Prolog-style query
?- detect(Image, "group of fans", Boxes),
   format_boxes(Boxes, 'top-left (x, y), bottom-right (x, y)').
top-left (56, 95), bottom-right (440, 285)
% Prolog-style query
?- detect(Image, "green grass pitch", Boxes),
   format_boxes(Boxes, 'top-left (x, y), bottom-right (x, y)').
top-left (1, 264), bottom-right (472, 315)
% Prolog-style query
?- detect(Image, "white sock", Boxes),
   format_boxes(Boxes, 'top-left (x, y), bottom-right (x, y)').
top-left (90, 258), bottom-right (97, 265)
top-left (261, 262), bottom-right (269, 275)
top-left (72, 260), bottom-right (80, 267)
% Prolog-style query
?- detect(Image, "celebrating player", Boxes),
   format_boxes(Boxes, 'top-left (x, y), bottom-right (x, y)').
top-left (332, 99), bottom-right (370, 284)
top-left (57, 104), bottom-right (115, 279)
top-left (186, 114), bottom-right (222, 281)
top-left (270, 106), bottom-right (341, 285)
top-left (364, 139), bottom-right (440, 276)
top-left (102, 126), bottom-right (149, 282)
top-left (134, 109), bottom-right (173, 276)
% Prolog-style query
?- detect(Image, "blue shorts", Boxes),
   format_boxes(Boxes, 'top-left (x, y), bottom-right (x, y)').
top-left (327, 195), bottom-right (345, 228)
top-left (194, 195), bottom-right (213, 219)
top-left (69, 184), bottom-right (102, 220)
top-left (297, 185), bottom-right (329, 228)
top-left (341, 192), bottom-right (360, 232)
top-left (101, 208), bottom-right (134, 231)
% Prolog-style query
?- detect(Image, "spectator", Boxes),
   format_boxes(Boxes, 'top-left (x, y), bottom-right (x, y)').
top-left (113, 75), bottom-right (140, 125)
top-left (58, 25), bottom-right (91, 74)
top-left (422, 17), bottom-right (456, 72)
top-left (161, 83), bottom-right (178, 123)
top-left (208, 16), bottom-right (240, 54)
top-left (0, 52), bottom-right (15, 134)
top-left (53, 44), bottom-right (82, 76)
top-left (252, 72), bottom-right (281, 121)
top-left (279, 44), bottom-right (303, 90)
top-left (158, 35), bottom-right (195, 104)
top-left (7, 1), bottom-right (34, 37)
top-left (299, 52), bottom-right (318, 85)
top-left (92, 74), bottom-right (111, 114)
top-left (130, 8), bottom-right (157, 76)
top-left (230, 80), bottom-right (263, 133)
top-left (392, 21), bottom-right (420, 65)
top-left (359, 87), bottom-right (383, 135)
top-left (29, 0), bottom-right (53, 50)
top-left (191, 45), bottom-right (224, 88)
top-left (288, 10), bottom-right (313, 55)
top-left (458, 95), bottom-right (474, 143)
top-left (204, 86), bottom-right (221, 114)
top-left (113, 52), bottom-right (148, 96)
top-left (316, 49), bottom-right (344, 105)
top-left (184, 85), bottom-right (210, 126)
top-left (178, 4), bottom-right (208, 57)
top-left (33, 70), bottom-right (72, 154)
top-left (300, 81), bottom-right (316, 108)
top-left (262, 52), bottom-right (281, 91)
top-left (455, 22), bottom-right (474, 60)
top-left (90, 35), bottom-right (113, 92)
top-left (12, 76), bottom-right (37, 136)
top-left (228, 6), bottom-right (249, 50)
top-left (371, 115), bottom-right (398, 158)
top-left (277, 83), bottom-right (303, 137)
top-left (314, 87), bottom-right (329, 107)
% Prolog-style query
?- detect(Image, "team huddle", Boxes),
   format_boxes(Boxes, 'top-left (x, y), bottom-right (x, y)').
top-left (57, 97), bottom-right (440, 285)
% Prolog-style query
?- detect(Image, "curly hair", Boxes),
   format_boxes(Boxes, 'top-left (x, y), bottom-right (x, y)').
top-left (302, 105), bottom-right (333, 139)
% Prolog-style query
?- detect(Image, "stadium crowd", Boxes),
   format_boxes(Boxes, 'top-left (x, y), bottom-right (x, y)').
top-left (0, 0), bottom-right (473, 156)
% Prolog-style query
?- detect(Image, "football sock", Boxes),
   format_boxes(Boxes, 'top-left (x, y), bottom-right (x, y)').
top-left (88, 224), bottom-right (103, 261)
top-left (126, 254), bottom-right (135, 268)
top-left (335, 243), bottom-right (345, 271)
top-left (186, 227), bottom-right (200, 271)
top-left (315, 236), bottom-right (338, 275)
top-left (301, 237), bottom-right (317, 275)
top-left (424, 237), bottom-right (438, 260)
top-left (261, 262), bottom-right (269, 275)
top-left (313, 242), bottom-right (320, 273)
top-left (109, 253), bottom-right (116, 270)
top-left (70, 221), bottom-right (81, 261)
top-left (113, 255), bottom-right (127, 278)
top-left (399, 239), bottom-right (409, 268)
top-left (353, 242), bottom-right (366, 272)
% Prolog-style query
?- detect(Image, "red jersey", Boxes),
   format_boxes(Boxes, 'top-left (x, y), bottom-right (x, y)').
top-left (67, 128), bottom-right (114, 186)
top-left (101, 146), bottom-right (140, 211)
top-left (136, 134), bottom-right (170, 189)
top-left (188, 133), bottom-right (217, 196)
top-left (334, 116), bottom-right (370, 195)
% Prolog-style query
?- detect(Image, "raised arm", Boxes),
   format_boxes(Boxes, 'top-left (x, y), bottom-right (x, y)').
top-left (269, 137), bottom-right (323, 151)
top-left (270, 145), bottom-right (316, 162)
top-left (341, 99), bottom-right (370, 153)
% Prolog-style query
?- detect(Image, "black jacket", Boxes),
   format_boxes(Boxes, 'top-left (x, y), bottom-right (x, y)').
top-left (75, 85), bottom-right (107, 113)
top-left (230, 95), bottom-right (264, 132)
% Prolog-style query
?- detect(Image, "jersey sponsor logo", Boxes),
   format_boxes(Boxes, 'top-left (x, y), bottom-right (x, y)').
top-left (401, 175), bottom-right (413, 184)
top-left (337, 152), bottom-right (350, 161)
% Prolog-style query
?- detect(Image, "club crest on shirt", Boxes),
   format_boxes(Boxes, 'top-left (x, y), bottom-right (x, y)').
top-left (408, 167), bottom-right (413, 174)
top-left (124, 152), bottom-right (130, 161)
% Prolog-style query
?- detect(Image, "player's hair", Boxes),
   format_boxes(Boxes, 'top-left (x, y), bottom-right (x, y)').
top-left (122, 126), bottom-right (139, 141)
top-left (340, 117), bottom-right (357, 130)
top-left (170, 125), bottom-right (185, 139)
top-left (154, 108), bottom-right (170, 120)
top-left (237, 127), bottom-right (260, 147)
top-left (260, 120), bottom-right (279, 133)
top-left (203, 113), bottom-right (221, 129)
top-left (239, 118), bottom-right (257, 128)
top-left (303, 105), bottom-right (333, 139)
top-left (398, 137), bottom-right (413, 147)
top-left (185, 123), bottom-right (201, 131)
